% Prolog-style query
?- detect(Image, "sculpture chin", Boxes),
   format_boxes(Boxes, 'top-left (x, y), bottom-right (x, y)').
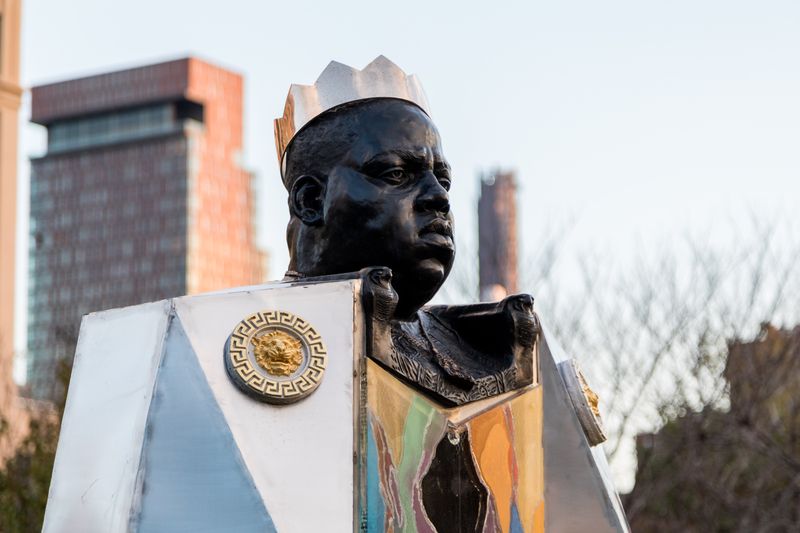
top-left (391, 253), bottom-right (453, 320)
top-left (416, 257), bottom-right (449, 281)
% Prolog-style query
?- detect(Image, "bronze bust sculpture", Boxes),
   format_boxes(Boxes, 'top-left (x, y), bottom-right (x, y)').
top-left (40, 56), bottom-right (625, 533)
top-left (283, 98), bottom-right (454, 320)
top-left (276, 57), bottom-right (538, 405)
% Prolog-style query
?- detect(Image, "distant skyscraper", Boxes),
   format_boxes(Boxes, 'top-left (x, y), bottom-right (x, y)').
top-left (28, 57), bottom-right (265, 398)
top-left (0, 0), bottom-right (28, 462)
top-left (478, 170), bottom-right (519, 301)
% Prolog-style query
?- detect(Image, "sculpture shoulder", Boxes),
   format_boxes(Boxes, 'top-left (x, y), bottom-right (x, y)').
top-left (365, 287), bottom-right (540, 405)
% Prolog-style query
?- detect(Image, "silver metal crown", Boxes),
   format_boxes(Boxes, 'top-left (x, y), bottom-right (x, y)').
top-left (274, 56), bottom-right (432, 174)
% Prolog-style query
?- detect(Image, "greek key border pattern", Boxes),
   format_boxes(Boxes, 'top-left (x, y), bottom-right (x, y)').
top-left (227, 310), bottom-right (327, 403)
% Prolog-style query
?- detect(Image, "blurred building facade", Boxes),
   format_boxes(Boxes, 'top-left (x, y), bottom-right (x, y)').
top-left (478, 170), bottom-right (518, 301)
top-left (27, 57), bottom-right (265, 399)
top-left (0, 0), bottom-right (28, 463)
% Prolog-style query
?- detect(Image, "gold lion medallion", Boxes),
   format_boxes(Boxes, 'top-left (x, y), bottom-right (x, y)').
top-left (224, 310), bottom-right (327, 404)
top-left (252, 330), bottom-right (304, 376)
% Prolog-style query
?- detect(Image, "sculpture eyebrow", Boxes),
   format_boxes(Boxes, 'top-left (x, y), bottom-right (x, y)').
top-left (364, 149), bottom-right (432, 169)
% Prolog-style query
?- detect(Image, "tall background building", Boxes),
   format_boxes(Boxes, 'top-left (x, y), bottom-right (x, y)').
top-left (28, 57), bottom-right (265, 399)
top-left (478, 169), bottom-right (519, 301)
top-left (0, 0), bottom-right (28, 463)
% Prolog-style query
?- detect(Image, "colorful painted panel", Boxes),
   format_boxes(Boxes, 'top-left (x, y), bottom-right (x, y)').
top-left (365, 360), bottom-right (544, 533)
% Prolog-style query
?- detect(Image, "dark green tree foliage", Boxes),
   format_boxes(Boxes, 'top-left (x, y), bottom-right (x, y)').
top-left (0, 413), bottom-right (59, 532)
top-left (0, 358), bottom-right (71, 533)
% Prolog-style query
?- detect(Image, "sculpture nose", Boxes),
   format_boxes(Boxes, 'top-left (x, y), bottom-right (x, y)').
top-left (415, 172), bottom-right (450, 214)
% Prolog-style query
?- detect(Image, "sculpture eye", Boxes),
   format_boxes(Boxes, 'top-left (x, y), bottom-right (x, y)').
top-left (379, 168), bottom-right (407, 184)
top-left (435, 168), bottom-right (452, 190)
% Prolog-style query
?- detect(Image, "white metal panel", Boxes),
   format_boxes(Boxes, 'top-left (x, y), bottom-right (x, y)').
top-left (42, 300), bottom-right (171, 533)
top-left (174, 280), bottom-right (360, 533)
top-left (133, 319), bottom-right (276, 532)
top-left (541, 323), bottom-right (630, 532)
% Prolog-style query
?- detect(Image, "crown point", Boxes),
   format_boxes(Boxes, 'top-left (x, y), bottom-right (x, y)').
top-left (369, 55), bottom-right (394, 66)
top-left (315, 60), bottom-right (356, 85)
top-left (364, 55), bottom-right (404, 75)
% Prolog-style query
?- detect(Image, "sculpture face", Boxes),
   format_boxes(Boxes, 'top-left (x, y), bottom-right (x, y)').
top-left (286, 100), bottom-right (455, 319)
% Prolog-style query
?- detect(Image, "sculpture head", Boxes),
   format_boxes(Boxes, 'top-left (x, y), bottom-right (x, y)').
top-left (274, 57), bottom-right (456, 319)
top-left (283, 98), bottom-right (455, 319)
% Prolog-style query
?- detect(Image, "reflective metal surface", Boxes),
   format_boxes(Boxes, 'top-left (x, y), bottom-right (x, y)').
top-left (43, 301), bottom-right (171, 533)
top-left (274, 55), bottom-right (431, 172)
top-left (173, 281), bottom-right (360, 532)
top-left (558, 358), bottom-right (608, 446)
top-left (540, 324), bottom-right (630, 533)
top-left (134, 319), bottom-right (275, 532)
top-left (44, 281), bottom-right (363, 533)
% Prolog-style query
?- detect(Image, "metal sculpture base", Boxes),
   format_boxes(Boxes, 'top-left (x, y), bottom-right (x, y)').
top-left (43, 277), bottom-right (628, 532)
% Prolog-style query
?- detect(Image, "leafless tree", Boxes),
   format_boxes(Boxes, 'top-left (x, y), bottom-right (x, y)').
top-left (442, 215), bottom-right (800, 529)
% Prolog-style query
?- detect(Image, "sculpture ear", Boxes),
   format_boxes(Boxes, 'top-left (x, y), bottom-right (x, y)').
top-left (289, 175), bottom-right (326, 226)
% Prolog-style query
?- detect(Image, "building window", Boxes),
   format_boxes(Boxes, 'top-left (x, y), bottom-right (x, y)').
top-left (47, 103), bottom-right (178, 154)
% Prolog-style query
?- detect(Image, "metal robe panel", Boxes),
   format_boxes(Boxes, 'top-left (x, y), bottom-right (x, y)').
top-left (133, 318), bottom-right (275, 532)
top-left (43, 301), bottom-right (171, 533)
top-left (540, 325), bottom-right (629, 533)
top-left (173, 280), bottom-right (361, 533)
top-left (363, 359), bottom-right (545, 533)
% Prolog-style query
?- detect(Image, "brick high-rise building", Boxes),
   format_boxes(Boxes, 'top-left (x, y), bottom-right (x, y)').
top-left (0, 0), bottom-right (28, 462)
top-left (28, 57), bottom-right (265, 399)
top-left (478, 170), bottom-right (519, 301)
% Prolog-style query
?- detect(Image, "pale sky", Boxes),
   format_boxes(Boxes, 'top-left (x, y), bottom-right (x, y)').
top-left (12, 0), bottom-right (800, 486)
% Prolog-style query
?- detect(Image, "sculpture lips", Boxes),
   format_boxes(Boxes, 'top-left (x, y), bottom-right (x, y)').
top-left (420, 219), bottom-right (453, 238)
top-left (419, 219), bottom-right (454, 249)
